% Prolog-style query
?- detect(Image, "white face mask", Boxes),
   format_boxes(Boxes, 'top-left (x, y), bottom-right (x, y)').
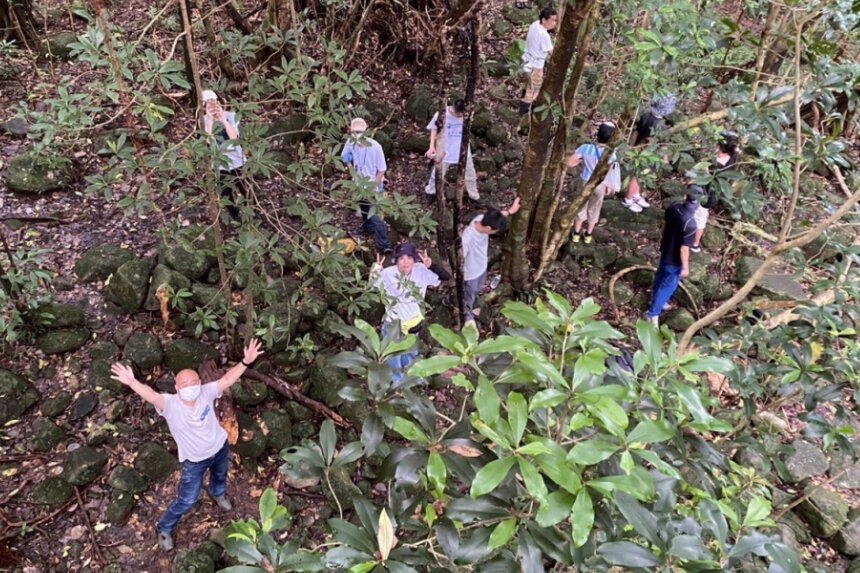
top-left (179, 384), bottom-right (201, 401)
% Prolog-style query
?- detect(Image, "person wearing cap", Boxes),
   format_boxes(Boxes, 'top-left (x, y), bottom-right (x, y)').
top-left (370, 242), bottom-right (450, 381)
top-left (341, 118), bottom-right (392, 254)
top-left (425, 99), bottom-right (480, 201)
top-left (646, 189), bottom-right (698, 327)
top-left (109, 338), bottom-right (263, 552)
top-left (690, 131), bottom-right (739, 252)
top-left (202, 90), bottom-right (248, 220)
top-left (623, 94), bottom-right (677, 213)
top-left (461, 197), bottom-right (520, 329)
top-left (519, 8), bottom-right (558, 126)
top-left (568, 122), bottom-right (621, 244)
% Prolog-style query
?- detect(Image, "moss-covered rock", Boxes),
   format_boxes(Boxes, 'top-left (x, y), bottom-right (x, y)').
top-left (174, 549), bottom-right (216, 573)
top-left (46, 32), bottom-right (78, 59)
top-left (158, 226), bottom-right (216, 280)
top-left (833, 508), bottom-right (860, 556)
top-left (261, 409), bottom-right (292, 451)
top-left (36, 302), bottom-right (85, 329)
top-left (402, 134), bottom-right (430, 154)
top-left (144, 264), bottom-right (192, 311)
top-left (233, 412), bottom-right (267, 459)
top-left (62, 447), bottom-right (108, 485)
top-left (41, 391), bottom-right (72, 418)
top-left (264, 114), bottom-right (313, 146)
top-left (231, 380), bottom-right (269, 407)
top-left (31, 476), bottom-right (74, 506)
top-left (5, 152), bottom-right (73, 194)
top-left (75, 245), bottom-right (135, 283)
top-left (191, 284), bottom-right (227, 311)
top-left (104, 258), bottom-right (152, 312)
top-left (0, 369), bottom-right (39, 424)
top-left (797, 484), bottom-right (849, 538)
top-left (783, 439), bottom-right (828, 483)
top-left (88, 358), bottom-right (129, 394)
top-left (123, 332), bottom-right (163, 369)
top-left (0, 117), bottom-right (29, 136)
top-left (36, 328), bottom-right (90, 355)
top-left (135, 442), bottom-right (177, 481)
top-left (324, 464), bottom-right (362, 511)
top-left (164, 339), bottom-right (218, 373)
top-left (405, 86), bottom-right (435, 122)
top-left (662, 308), bottom-right (695, 331)
top-left (484, 124), bottom-right (508, 147)
top-left (501, 3), bottom-right (537, 25)
top-left (89, 340), bottom-right (120, 360)
top-left (31, 419), bottom-right (66, 452)
top-left (108, 465), bottom-right (149, 493)
top-left (307, 353), bottom-right (349, 407)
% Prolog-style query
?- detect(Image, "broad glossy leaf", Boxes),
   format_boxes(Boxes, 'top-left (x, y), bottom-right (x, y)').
top-left (471, 456), bottom-right (516, 497)
top-left (508, 392), bottom-right (527, 446)
top-left (516, 441), bottom-right (552, 457)
top-left (585, 397), bottom-right (628, 437)
top-left (682, 355), bottom-right (734, 373)
top-left (743, 496), bottom-right (773, 527)
top-left (445, 497), bottom-right (510, 522)
top-left (571, 489), bottom-right (594, 547)
top-left (536, 449), bottom-right (581, 494)
top-left (329, 518), bottom-right (377, 555)
top-left (626, 419), bottom-right (675, 445)
top-left (223, 537), bottom-right (264, 565)
top-left (333, 441), bottom-right (364, 467)
top-left (567, 439), bottom-right (619, 465)
top-left (588, 467), bottom-right (655, 501)
top-left (259, 487), bottom-right (277, 523)
top-left (700, 499), bottom-right (728, 550)
top-left (516, 351), bottom-right (569, 388)
top-left (529, 388), bottom-right (567, 410)
top-left (428, 324), bottom-right (465, 354)
top-left (476, 335), bottom-right (538, 355)
top-left (631, 448), bottom-right (682, 479)
top-left (502, 301), bottom-right (550, 332)
top-left (280, 549), bottom-right (325, 571)
top-left (427, 452), bottom-right (447, 495)
top-left (377, 509), bottom-right (396, 561)
top-left (408, 355), bottom-right (461, 377)
top-left (330, 351), bottom-right (370, 369)
top-left (488, 518), bottom-right (517, 550)
top-left (517, 530), bottom-right (543, 573)
top-left (636, 319), bottom-right (662, 370)
top-left (669, 534), bottom-right (714, 562)
top-left (597, 541), bottom-right (659, 567)
top-left (535, 489), bottom-right (575, 527)
top-left (324, 546), bottom-right (374, 567)
top-left (392, 417), bottom-right (430, 443)
top-left (348, 562), bottom-right (375, 573)
top-left (361, 413), bottom-right (384, 456)
top-left (613, 492), bottom-right (661, 547)
top-left (518, 458), bottom-right (548, 506)
top-left (474, 376), bottom-right (500, 424)
top-left (320, 419), bottom-right (336, 466)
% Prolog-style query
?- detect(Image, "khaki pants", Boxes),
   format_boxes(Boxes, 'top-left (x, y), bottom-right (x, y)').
top-left (425, 149), bottom-right (480, 200)
top-left (523, 68), bottom-right (544, 104)
top-left (575, 182), bottom-right (610, 225)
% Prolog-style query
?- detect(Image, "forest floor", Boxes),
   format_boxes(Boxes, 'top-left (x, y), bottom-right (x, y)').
top-left (0, 0), bottom-right (855, 571)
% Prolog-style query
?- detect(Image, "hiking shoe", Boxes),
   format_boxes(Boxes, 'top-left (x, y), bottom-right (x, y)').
top-left (633, 194), bottom-right (651, 208)
top-left (572, 233), bottom-right (581, 243)
top-left (583, 233), bottom-right (593, 244)
top-left (209, 493), bottom-right (232, 511)
top-left (646, 314), bottom-right (659, 328)
top-left (690, 244), bottom-right (702, 253)
top-left (157, 530), bottom-right (174, 552)
top-left (622, 198), bottom-right (643, 213)
top-left (463, 319), bottom-right (477, 331)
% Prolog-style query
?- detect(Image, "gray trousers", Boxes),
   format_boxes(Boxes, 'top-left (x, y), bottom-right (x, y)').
top-left (425, 149), bottom-right (480, 200)
top-left (464, 272), bottom-right (487, 320)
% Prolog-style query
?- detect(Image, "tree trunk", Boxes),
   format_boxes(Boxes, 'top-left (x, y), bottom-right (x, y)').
top-left (501, 0), bottom-right (596, 291)
top-left (0, 0), bottom-right (39, 50)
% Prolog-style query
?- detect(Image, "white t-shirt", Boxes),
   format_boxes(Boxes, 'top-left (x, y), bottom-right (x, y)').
top-left (523, 21), bottom-right (553, 71)
top-left (158, 382), bottom-right (227, 462)
top-left (462, 216), bottom-right (490, 281)
top-left (427, 110), bottom-right (469, 165)
top-left (373, 264), bottom-right (441, 326)
top-left (206, 111), bottom-right (246, 171)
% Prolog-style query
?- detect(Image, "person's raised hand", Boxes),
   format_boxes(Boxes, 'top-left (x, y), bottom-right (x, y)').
top-left (243, 338), bottom-right (264, 364)
top-left (376, 252), bottom-right (386, 266)
top-left (509, 196), bottom-right (521, 215)
top-left (419, 249), bottom-right (432, 267)
top-left (110, 363), bottom-right (136, 387)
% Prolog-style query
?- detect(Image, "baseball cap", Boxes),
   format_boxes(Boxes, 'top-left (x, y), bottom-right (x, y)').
top-left (201, 90), bottom-right (218, 102)
top-left (394, 242), bottom-right (419, 261)
top-left (350, 118), bottom-right (368, 133)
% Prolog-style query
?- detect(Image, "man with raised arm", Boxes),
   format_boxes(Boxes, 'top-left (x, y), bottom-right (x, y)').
top-left (110, 338), bottom-right (263, 552)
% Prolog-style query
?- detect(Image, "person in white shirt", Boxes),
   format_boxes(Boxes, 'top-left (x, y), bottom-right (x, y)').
top-left (425, 99), bottom-right (480, 201)
top-left (519, 8), bottom-right (557, 119)
top-left (461, 197), bottom-right (520, 329)
top-left (202, 89), bottom-right (248, 220)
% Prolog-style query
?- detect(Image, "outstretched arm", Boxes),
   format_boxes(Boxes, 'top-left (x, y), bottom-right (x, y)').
top-left (502, 196), bottom-right (521, 217)
top-left (110, 364), bottom-right (165, 411)
top-left (216, 338), bottom-right (264, 394)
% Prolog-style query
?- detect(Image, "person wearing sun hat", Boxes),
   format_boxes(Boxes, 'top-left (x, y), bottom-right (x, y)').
top-left (202, 89), bottom-right (248, 220)
top-left (369, 241), bottom-right (450, 381)
top-left (341, 117), bottom-right (392, 254)
top-left (623, 93), bottom-right (677, 213)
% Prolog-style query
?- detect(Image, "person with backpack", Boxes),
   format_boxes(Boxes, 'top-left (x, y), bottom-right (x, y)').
top-left (425, 99), bottom-right (480, 201)
top-left (567, 122), bottom-right (622, 244)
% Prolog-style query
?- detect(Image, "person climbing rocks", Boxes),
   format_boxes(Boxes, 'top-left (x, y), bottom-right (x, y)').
top-left (518, 7), bottom-right (557, 132)
top-left (370, 242), bottom-right (450, 381)
top-left (461, 196), bottom-right (521, 329)
top-left (425, 98), bottom-right (480, 201)
top-left (568, 122), bottom-right (622, 244)
top-left (623, 93), bottom-right (677, 213)
top-left (690, 130), bottom-right (740, 252)
top-left (110, 338), bottom-right (264, 552)
top-left (341, 117), bottom-right (392, 254)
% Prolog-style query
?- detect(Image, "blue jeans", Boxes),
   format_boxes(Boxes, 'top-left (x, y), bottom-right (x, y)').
top-left (381, 322), bottom-right (419, 382)
top-left (648, 260), bottom-right (682, 318)
top-left (359, 201), bottom-right (390, 251)
top-left (157, 440), bottom-right (229, 533)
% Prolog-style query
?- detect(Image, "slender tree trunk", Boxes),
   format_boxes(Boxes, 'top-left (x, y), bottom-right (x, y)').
top-left (501, 0), bottom-right (596, 291)
top-left (0, 0), bottom-right (39, 50)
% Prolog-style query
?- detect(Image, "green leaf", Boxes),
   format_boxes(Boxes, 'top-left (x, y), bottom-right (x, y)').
top-left (626, 419), bottom-right (675, 445)
top-left (348, 562), bottom-right (376, 573)
top-left (518, 458), bottom-right (548, 506)
top-left (471, 456), bottom-right (516, 497)
top-left (381, 334), bottom-right (417, 359)
top-left (502, 301), bottom-right (550, 332)
top-left (516, 351), bottom-right (569, 388)
top-left (536, 449), bottom-right (581, 494)
top-left (682, 355), bottom-right (734, 373)
top-left (427, 452), bottom-right (447, 496)
top-left (488, 518), bottom-right (517, 550)
top-left (280, 549), bottom-right (325, 571)
top-left (614, 492), bottom-right (661, 547)
top-left (476, 335), bottom-right (538, 355)
top-left (670, 379), bottom-right (715, 426)
top-left (743, 496), bottom-right (774, 527)
top-left (568, 439), bottom-right (619, 465)
top-left (474, 376), bottom-right (500, 424)
top-left (470, 415), bottom-right (512, 449)
top-left (508, 392), bottom-right (527, 446)
top-left (588, 467), bottom-right (655, 501)
top-left (536, 490), bottom-right (575, 527)
top-left (571, 489), bottom-right (594, 547)
top-left (329, 519), bottom-right (376, 555)
top-left (319, 419), bottom-right (336, 466)
top-left (259, 487), bottom-right (277, 523)
top-left (450, 372), bottom-right (474, 390)
top-left (428, 324), bottom-right (465, 354)
top-left (353, 319), bottom-right (381, 356)
top-left (597, 541), bottom-right (658, 567)
top-left (631, 448), bottom-right (681, 479)
top-left (392, 417), bottom-right (430, 443)
top-left (408, 355), bottom-right (461, 377)
top-left (529, 388), bottom-right (568, 410)
top-left (669, 534), bottom-right (714, 562)
top-left (700, 500), bottom-right (728, 550)
top-left (636, 319), bottom-right (662, 369)
top-left (333, 442), bottom-right (364, 467)
top-left (516, 441), bottom-right (552, 457)
top-left (585, 397), bottom-right (628, 437)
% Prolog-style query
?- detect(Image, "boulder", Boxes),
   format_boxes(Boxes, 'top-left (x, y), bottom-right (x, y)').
top-left (134, 442), bottom-right (177, 481)
top-left (106, 400), bottom-right (127, 423)
top-left (36, 328), bottom-right (90, 355)
top-left (41, 391), bottom-right (72, 418)
top-left (470, 108), bottom-right (492, 136)
top-left (75, 245), bottom-right (134, 283)
top-left (69, 392), bottom-right (98, 420)
top-left (30, 477), bottom-right (74, 506)
top-left (405, 86), bottom-right (435, 122)
top-left (324, 464), bottom-right (362, 511)
top-left (89, 341), bottom-right (120, 360)
top-left (298, 292), bottom-right (328, 322)
top-left (592, 245), bottom-right (619, 270)
top-left (402, 134), bottom-right (430, 154)
top-left (5, 152), bottom-right (73, 194)
top-left (123, 332), bottom-right (163, 369)
top-left (86, 426), bottom-right (112, 447)
top-left (174, 549), bottom-right (216, 573)
top-left (106, 489), bottom-right (136, 524)
top-left (261, 409), bottom-right (292, 451)
top-left (484, 124), bottom-right (508, 147)
top-left (31, 419), bottom-right (65, 452)
top-left (0, 117), bottom-right (29, 136)
top-left (833, 508), bottom-right (860, 556)
top-left (35, 302), bottom-right (85, 329)
top-left (362, 100), bottom-right (397, 127)
top-left (373, 130), bottom-right (395, 159)
top-left (46, 32), bottom-right (78, 59)
top-left (497, 105), bottom-right (520, 126)
top-left (829, 448), bottom-right (860, 489)
top-left (473, 155), bottom-right (498, 176)
top-left (158, 226), bottom-right (216, 280)
top-left (191, 284), bottom-right (227, 311)
top-left (164, 339), bottom-right (218, 373)
top-left (0, 369), bottom-right (39, 424)
top-left (501, 3), bottom-right (537, 25)
top-left (492, 16), bottom-right (512, 37)
top-left (263, 114), bottom-right (313, 146)
top-left (701, 225), bottom-right (727, 251)
top-left (104, 258), bottom-right (152, 312)
top-left (485, 59), bottom-right (513, 79)
top-left (144, 264), bottom-right (191, 311)
top-left (662, 308), bottom-right (695, 331)
top-left (783, 439), bottom-right (828, 483)
top-left (62, 447), bottom-right (109, 485)
top-left (230, 380), bottom-right (269, 407)
top-left (850, 557), bottom-right (860, 573)
top-left (88, 358), bottom-right (129, 394)
top-left (233, 412), bottom-right (267, 459)
top-left (307, 353), bottom-right (350, 407)
top-left (732, 256), bottom-right (806, 301)
top-left (257, 304), bottom-right (301, 352)
top-left (797, 484), bottom-right (849, 538)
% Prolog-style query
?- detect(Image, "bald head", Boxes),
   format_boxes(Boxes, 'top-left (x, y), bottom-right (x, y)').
top-left (175, 369), bottom-right (201, 388)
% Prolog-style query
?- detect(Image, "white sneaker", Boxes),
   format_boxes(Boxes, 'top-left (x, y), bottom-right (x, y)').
top-left (633, 194), bottom-right (650, 208)
top-left (463, 319), bottom-right (477, 331)
top-left (622, 198), bottom-right (643, 213)
top-left (647, 314), bottom-right (659, 328)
